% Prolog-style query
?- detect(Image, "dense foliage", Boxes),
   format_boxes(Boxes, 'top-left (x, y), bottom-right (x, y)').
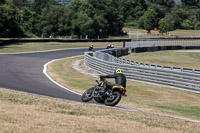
top-left (0, 0), bottom-right (200, 38)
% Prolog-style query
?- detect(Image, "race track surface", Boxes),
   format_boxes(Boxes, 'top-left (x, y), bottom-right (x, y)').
top-left (0, 48), bottom-right (101, 102)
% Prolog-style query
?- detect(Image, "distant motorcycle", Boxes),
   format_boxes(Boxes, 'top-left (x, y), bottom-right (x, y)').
top-left (88, 45), bottom-right (93, 51)
top-left (106, 44), bottom-right (115, 49)
top-left (81, 78), bottom-right (127, 106)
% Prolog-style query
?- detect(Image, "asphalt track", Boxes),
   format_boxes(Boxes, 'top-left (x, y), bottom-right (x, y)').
top-left (0, 48), bottom-right (101, 102)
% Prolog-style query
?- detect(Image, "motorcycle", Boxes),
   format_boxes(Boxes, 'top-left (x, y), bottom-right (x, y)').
top-left (88, 45), bottom-right (93, 51)
top-left (81, 78), bottom-right (127, 106)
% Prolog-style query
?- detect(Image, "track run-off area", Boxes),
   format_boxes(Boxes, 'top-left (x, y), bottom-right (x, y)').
top-left (0, 48), bottom-right (200, 124)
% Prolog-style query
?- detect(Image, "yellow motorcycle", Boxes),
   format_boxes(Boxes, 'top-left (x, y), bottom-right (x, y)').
top-left (81, 79), bottom-right (127, 106)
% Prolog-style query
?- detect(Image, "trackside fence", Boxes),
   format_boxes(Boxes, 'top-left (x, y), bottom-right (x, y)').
top-left (130, 38), bottom-right (200, 48)
top-left (85, 51), bottom-right (200, 92)
top-left (84, 39), bottom-right (200, 92)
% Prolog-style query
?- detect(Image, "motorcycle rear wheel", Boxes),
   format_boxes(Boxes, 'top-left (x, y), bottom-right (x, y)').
top-left (81, 87), bottom-right (94, 102)
top-left (104, 91), bottom-right (121, 106)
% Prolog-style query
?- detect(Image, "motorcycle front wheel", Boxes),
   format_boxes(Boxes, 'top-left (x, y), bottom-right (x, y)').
top-left (81, 87), bottom-right (94, 102)
top-left (104, 91), bottom-right (121, 106)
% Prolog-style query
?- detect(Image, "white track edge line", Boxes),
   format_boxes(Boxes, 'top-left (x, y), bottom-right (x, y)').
top-left (43, 56), bottom-right (82, 96)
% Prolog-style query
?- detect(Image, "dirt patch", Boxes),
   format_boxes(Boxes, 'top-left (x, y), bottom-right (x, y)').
top-left (73, 60), bottom-right (101, 78)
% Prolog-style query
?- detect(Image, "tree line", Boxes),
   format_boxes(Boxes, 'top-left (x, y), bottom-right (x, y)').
top-left (0, 0), bottom-right (200, 38)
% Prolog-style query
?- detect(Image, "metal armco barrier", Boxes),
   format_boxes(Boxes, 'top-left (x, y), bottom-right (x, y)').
top-left (84, 45), bottom-right (200, 93)
top-left (130, 38), bottom-right (200, 49)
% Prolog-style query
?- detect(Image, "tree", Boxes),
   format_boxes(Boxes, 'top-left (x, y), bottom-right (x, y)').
top-left (119, 0), bottom-right (147, 22)
top-left (2, 0), bottom-right (200, 38)
top-left (12, 0), bottom-right (31, 9)
top-left (71, 12), bottom-right (95, 38)
top-left (190, 9), bottom-right (200, 21)
top-left (0, 0), bottom-right (6, 5)
top-left (181, 15), bottom-right (198, 29)
top-left (164, 13), bottom-right (176, 33)
top-left (147, 0), bottom-right (175, 8)
top-left (195, 22), bottom-right (200, 30)
top-left (170, 7), bottom-right (188, 29)
top-left (68, 0), bottom-right (95, 18)
top-left (79, 1), bottom-right (95, 17)
top-left (40, 5), bottom-right (64, 37)
top-left (93, 14), bottom-right (108, 38)
top-left (181, 0), bottom-right (200, 7)
top-left (143, 9), bottom-right (157, 33)
top-left (88, 0), bottom-right (124, 36)
top-left (20, 7), bottom-right (36, 32)
top-left (0, 0), bottom-right (25, 37)
top-left (147, 0), bottom-right (175, 19)
top-left (31, 0), bottom-right (58, 14)
top-left (138, 15), bottom-right (145, 29)
top-left (158, 19), bottom-right (166, 34)
top-left (57, 6), bottom-right (74, 36)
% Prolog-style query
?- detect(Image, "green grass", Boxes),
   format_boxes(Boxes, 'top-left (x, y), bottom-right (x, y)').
top-left (151, 104), bottom-right (200, 120)
top-left (0, 42), bottom-right (124, 53)
top-left (49, 56), bottom-right (98, 91)
top-left (0, 42), bottom-right (89, 53)
top-left (122, 50), bottom-right (200, 70)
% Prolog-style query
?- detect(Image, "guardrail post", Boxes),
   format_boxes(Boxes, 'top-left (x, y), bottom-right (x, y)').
top-left (129, 60), bottom-right (131, 65)
top-left (125, 59), bottom-right (127, 64)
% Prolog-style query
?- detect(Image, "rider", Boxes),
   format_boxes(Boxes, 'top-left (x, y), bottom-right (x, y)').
top-left (111, 44), bottom-right (115, 48)
top-left (106, 44), bottom-right (112, 49)
top-left (89, 44), bottom-right (93, 51)
top-left (100, 68), bottom-right (126, 93)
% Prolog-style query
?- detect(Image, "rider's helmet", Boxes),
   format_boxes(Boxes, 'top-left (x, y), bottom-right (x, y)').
top-left (115, 68), bottom-right (123, 74)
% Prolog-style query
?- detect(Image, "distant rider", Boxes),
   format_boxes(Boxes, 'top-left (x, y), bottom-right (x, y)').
top-left (88, 44), bottom-right (93, 51)
top-left (107, 44), bottom-right (112, 49)
top-left (100, 68), bottom-right (126, 93)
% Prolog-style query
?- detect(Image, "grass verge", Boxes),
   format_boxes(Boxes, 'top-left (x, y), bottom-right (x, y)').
top-left (122, 28), bottom-right (200, 38)
top-left (0, 42), bottom-right (123, 53)
top-left (122, 50), bottom-right (200, 70)
top-left (1, 88), bottom-right (200, 133)
top-left (47, 56), bottom-right (200, 121)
